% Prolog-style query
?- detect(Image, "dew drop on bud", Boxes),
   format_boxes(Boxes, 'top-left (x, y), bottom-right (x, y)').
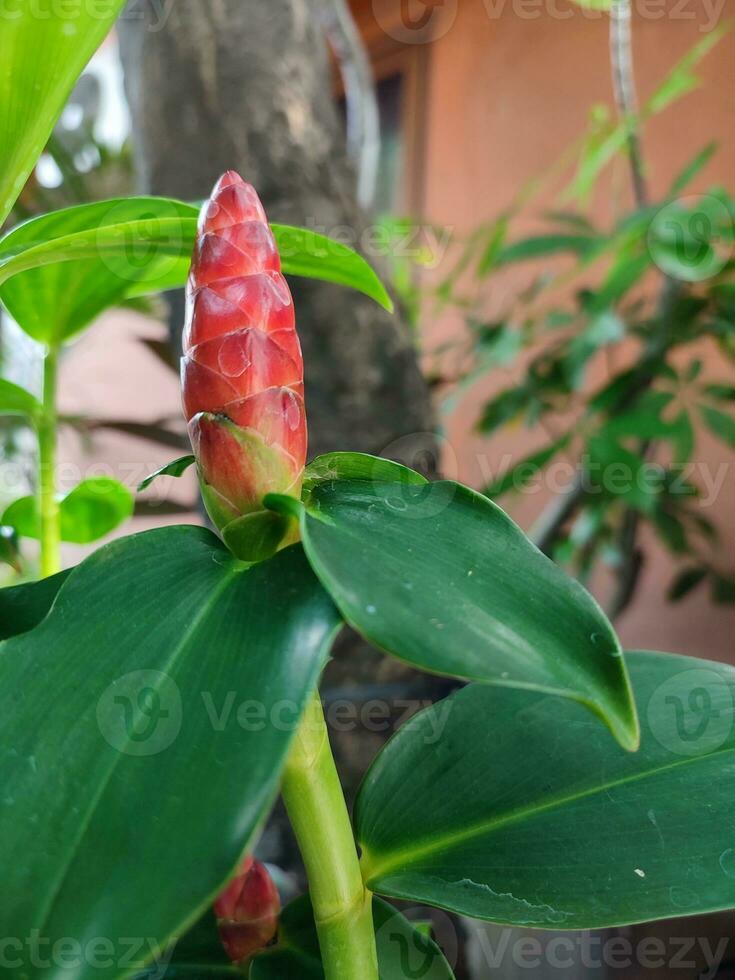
top-left (284, 390), bottom-right (301, 431)
top-left (218, 335), bottom-right (252, 378)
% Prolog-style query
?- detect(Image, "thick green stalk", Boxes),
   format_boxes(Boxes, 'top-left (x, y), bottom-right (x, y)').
top-left (281, 692), bottom-right (379, 980)
top-left (38, 345), bottom-right (60, 578)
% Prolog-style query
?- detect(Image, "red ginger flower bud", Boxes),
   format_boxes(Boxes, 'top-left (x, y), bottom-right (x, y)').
top-left (214, 857), bottom-right (281, 965)
top-left (182, 172), bottom-right (306, 539)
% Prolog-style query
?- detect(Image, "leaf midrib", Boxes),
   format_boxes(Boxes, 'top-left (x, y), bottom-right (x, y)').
top-left (34, 560), bottom-right (239, 942)
top-left (361, 738), bottom-right (735, 884)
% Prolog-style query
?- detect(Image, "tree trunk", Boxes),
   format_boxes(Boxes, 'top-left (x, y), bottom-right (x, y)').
top-left (117, 0), bottom-right (435, 465)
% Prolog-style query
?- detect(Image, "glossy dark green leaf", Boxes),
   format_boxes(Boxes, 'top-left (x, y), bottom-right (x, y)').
top-left (0, 0), bottom-right (126, 226)
top-left (3, 477), bottom-right (134, 544)
top-left (138, 455), bottom-right (196, 492)
top-left (303, 452), bottom-right (428, 493)
top-left (700, 404), bottom-right (735, 448)
top-left (0, 528), bottom-right (340, 980)
top-left (0, 202), bottom-right (392, 343)
top-left (250, 896), bottom-right (454, 980)
top-left (134, 909), bottom-right (238, 979)
top-left (297, 478), bottom-right (639, 750)
top-left (358, 651), bottom-right (735, 930)
top-left (0, 378), bottom-right (41, 418)
top-left (0, 569), bottom-right (69, 641)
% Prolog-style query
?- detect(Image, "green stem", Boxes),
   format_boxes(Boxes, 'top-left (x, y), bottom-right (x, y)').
top-left (281, 692), bottom-right (379, 980)
top-left (38, 345), bottom-right (60, 578)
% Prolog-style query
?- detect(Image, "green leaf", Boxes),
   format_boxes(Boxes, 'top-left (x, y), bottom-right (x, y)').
top-left (138, 455), bottom-right (196, 492)
top-left (646, 25), bottom-right (731, 116)
top-left (303, 452), bottom-right (428, 493)
top-left (586, 251), bottom-right (650, 313)
top-left (0, 377), bottom-right (41, 418)
top-left (495, 234), bottom-right (601, 267)
top-left (585, 434), bottom-right (662, 511)
top-left (0, 525), bottom-right (21, 573)
top-left (667, 565), bottom-right (708, 601)
top-left (299, 478), bottom-right (639, 751)
top-left (700, 404), bottom-right (735, 448)
top-left (222, 510), bottom-right (294, 565)
top-left (0, 198), bottom-right (199, 343)
top-left (0, 0), bottom-right (126, 226)
top-left (669, 141), bottom-right (718, 196)
top-left (483, 436), bottom-right (571, 497)
top-left (703, 382), bottom-right (735, 402)
top-left (599, 394), bottom-right (694, 465)
top-left (134, 908), bottom-right (236, 979)
top-left (476, 215), bottom-right (509, 277)
top-left (0, 528), bottom-right (339, 980)
top-left (476, 386), bottom-right (533, 434)
top-left (712, 573), bottom-right (735, 604)
top-left (273, 225), bottom-right (393, 313)
top-left (3, 477), bottom-right (134, 544)
top-left (357, 650), bottom-right (735, 929)
top-left (250, 896), bottom-right (454, 980)
top-left (0, 202), bottom-right (393, 342)
top-left (0, 569), bottom-right (69, 641)
top-left (543, 210), bottom-right (597, 234)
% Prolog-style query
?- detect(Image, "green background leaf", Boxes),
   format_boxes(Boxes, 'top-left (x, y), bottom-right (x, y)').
top-left (701, 404), bottom-right (735, 448)
top-left (3, 477), bottom-right (134, 544)
top-left (0, 378), bottom-right (41, 418)
top-left (138, 455), bottom-right (196, 493)
top-left (0, 198), bottom-right (198, 343)
top-left (0, 0), bottom-right (126, 226)
top-left (0, 200), bottom-right (393, 343)
top-left (0, 528), bottom-right (340, 980)
top-left (299, 479), bottom-right (639, 750)
top-left (250, 896), bottom-right (454, 980)
top-left (357, 651), bottom-right (735, 930)
top-left (0, 569), bottom-right (69, 641)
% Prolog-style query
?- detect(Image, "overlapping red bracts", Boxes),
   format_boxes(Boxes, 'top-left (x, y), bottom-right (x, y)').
top-left (182, 172), bottom-right (306, 528)
top-left (214, 857), bottom-right (281, 964)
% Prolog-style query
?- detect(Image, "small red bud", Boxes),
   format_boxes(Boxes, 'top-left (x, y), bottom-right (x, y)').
top-left (182, 172), bottom-right (307, 542)
top-left (213, 857), bottom-right (281, 965)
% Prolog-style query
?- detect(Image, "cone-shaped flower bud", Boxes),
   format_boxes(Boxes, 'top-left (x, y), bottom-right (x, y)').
top-left (214, 857), bottom-right (281, 965)
top-left (182, 172), bottom-right (306, 549)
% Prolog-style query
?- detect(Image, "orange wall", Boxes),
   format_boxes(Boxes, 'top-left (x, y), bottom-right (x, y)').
top-left (358, 0), bottom-right (735, 663)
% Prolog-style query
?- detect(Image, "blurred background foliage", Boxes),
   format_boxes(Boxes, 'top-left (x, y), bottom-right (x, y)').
top-left (1, 0), bottom-right (734, 629)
